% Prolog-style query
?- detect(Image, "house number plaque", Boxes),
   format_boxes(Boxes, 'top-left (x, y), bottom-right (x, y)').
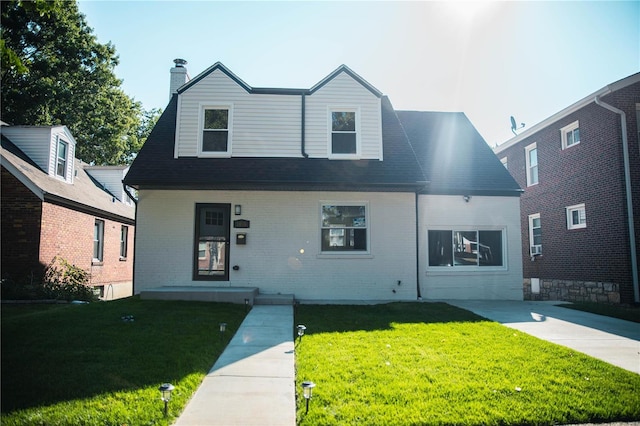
top-left (233, 219), bottom-right (250, 228)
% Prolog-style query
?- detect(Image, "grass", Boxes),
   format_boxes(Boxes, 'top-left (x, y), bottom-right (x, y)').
top-left (294, 303), bottom-right (640, 425)
top-left (1, 297), bottom-right (247, 426)
top-left (558, 302), bottom-right (640, 323)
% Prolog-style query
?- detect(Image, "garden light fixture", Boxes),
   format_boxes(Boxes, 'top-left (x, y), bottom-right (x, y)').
top-left (219, 322), bottom-right (227, 341)
top-left (301, 381), bottom-right (316, 414)
top-left (297, 324), bottom-right (306, 341)
top-left (158, 383), bottom-right (174, 417)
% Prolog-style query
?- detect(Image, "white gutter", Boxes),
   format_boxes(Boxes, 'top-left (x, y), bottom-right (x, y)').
top-left (594, 96), bottom-right (639, 304)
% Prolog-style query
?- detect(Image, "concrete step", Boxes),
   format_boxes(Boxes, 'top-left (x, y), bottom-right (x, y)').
top-left (140, 286), bottom-right (258, 304)
top-left (254, 293), bottom-right (295, 305)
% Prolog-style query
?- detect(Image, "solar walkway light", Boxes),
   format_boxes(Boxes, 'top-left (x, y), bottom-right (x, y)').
top-left (158, 383), bottom-right (174, 417)
top-left (297, 324), bottom-right (306, 341)
top-left (301, 381), bottom-right (316, 414)
top-left (219, 322), bottom-right (227, 341)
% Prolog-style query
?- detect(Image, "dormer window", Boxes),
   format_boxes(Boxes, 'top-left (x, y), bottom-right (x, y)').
top-left (200, 105), bottom-right (232, 156)
top-left (329, 109), bottom-right (359, 157)
top-left (56, 138), bottom-right (68, 178)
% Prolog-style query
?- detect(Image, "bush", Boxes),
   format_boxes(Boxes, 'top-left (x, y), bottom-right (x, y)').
top-left (42, 257), bottom-right (96, 302)
top-left (0, 273), bottom-right (47, 300)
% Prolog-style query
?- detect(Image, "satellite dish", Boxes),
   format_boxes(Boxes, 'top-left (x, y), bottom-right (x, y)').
top-left (510, 116), bottom-right (525, 135)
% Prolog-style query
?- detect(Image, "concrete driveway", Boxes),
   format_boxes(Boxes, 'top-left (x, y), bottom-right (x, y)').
top-left (446, 300), bottom-right (640, 374)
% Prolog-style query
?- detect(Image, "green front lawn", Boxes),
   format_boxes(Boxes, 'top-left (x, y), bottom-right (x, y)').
top-left (558, 302), bottom-right (640, 323)
top-left (1, 298), bottom-right (247, 425)
top-left (295, 303), bottom-right (640, 425)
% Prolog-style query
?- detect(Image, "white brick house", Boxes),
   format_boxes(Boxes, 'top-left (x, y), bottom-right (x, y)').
top-left (124, 61), bottom-right (523, 302)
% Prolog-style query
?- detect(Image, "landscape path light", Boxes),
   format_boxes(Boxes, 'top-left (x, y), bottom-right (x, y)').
top-left (297, 324), bottom-right (306, 341)
top-left (219, 322), bottom-right (227, 341)
top-left (158, 383), bottom-right (174, 417)
top-left (301, 381), bottom-right (316, 414)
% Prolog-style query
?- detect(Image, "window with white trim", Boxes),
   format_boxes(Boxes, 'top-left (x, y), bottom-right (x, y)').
top-left (528, 213), bottom-right (542, 255)
top-left (428, 229), bottom-right (504, 267)
top-left (56, 138), bottom-right (68, 178)
top-left (566, 204), bottom-right (586, 230)
top-left (321, 204), bottom-right (368, 252)
top-left (525, 142), bottom-right (538, 186)
top-left (120, 225), bottom-right (128, 259)
top-left (93, 219), bottom-right (104, 262)
top-left (329, 109), bottom-right (359, 156)
top-left (561, 121), bottom-right (580, 149)
top-left (200, 106), bottom-right (231, 155)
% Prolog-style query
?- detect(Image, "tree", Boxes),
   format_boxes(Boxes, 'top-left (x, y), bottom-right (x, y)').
top-left (1, 0), bottom-right (155, 165)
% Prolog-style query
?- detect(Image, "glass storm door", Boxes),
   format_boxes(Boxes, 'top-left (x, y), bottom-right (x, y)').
top-left (194, 204), bottom-right (230, 281)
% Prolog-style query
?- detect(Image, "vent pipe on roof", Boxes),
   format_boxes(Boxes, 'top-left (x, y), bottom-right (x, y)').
top-left (169, 58), bottom-right (189, 99)
top-left (594, 95), bottom-right (638, 304)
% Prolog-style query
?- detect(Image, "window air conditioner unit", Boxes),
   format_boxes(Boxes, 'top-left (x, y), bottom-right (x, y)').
top-left (531, 246), bottom-right (542, 256)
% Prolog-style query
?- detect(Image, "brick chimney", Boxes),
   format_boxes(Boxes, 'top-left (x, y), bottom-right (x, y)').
top-left (169, 58), bottom-right (189, 99)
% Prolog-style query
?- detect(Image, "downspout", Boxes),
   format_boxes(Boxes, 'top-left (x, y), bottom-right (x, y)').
top-left (594, 96), bottom-right (639, 303)
top-left (301, 93), bottom-right (309, 158)
top-left (415, 191), bottom-right (422, 300)
top-left (123, 182), bottom-right (138, 295)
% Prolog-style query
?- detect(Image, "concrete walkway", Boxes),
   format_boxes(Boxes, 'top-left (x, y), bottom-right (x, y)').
top-left (175, 305), bottom-right (295, 426)
top-left (447, 300), bottom-right (640, 374)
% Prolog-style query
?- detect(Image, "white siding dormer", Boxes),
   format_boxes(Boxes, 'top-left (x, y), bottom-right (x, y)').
top-left (1, 125), bottom-right (76, 183)
top-left (306, 72), bottom-right (382, 160)
top-left (85, 165), bottom-right (133, 204)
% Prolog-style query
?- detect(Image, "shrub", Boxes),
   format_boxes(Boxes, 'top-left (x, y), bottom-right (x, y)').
top-left (42, 257), bottom-right (96, 302)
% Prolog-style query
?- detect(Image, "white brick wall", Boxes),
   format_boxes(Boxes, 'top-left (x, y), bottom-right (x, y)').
top-left (134, 190), bottom-right (418, 301)
top-left (418, 194), bottom-right (523, 300)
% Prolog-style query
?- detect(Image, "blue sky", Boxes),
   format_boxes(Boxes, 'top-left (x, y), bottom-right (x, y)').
top-left (77, 1), bottom-right (639, 146)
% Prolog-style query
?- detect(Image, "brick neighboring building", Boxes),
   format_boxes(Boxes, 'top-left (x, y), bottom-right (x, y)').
top-left (494, 73), bottom-right (640, 305)
top-left (1, 125), bottom-right (135, 300)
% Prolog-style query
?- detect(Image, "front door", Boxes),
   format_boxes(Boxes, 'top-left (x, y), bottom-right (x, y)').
top-left (194, 203), bottom-right (230, 281)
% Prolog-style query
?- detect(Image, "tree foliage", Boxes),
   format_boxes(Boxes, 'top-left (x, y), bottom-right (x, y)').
top-left (1, 0), bottom-right (157, 165)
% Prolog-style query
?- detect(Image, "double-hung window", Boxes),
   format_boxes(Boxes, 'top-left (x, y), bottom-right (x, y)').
top-left (427, 230), bottom-right (504, 267)
top-left (201, 106), bottom-right (231, 155)
top-left (120, 225), bottom-right (128, 259)
top-left (93, 219), bottom-right (104, 262)
top-left (528, 213), bottom-right (542, 255)
top-left (561, 121), bottom-right (580, 149)
top-left (525, 142), bottom-right (538, 186)
top-left (321, 204), bottom-right (368, 252)
top-left (330, 109), bottom-right (358, 156)
top-left (56, 138), bottom-right (68, 178)
top-left (566, 204), bottom-right (586, 229)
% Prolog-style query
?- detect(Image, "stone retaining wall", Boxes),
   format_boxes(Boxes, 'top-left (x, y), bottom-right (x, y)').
top-left (523, 279), bottom-right (621, 304)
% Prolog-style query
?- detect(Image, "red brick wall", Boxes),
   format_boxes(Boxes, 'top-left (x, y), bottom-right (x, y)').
top-left (497, 82), bottom-right (640, 304)
top-left (1, 167), bottom-right (44, 279)
top-left (40, 202), bottom-right (134, 286)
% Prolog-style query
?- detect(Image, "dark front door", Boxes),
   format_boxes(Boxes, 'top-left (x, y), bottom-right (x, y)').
top-left (194, 204), bottom-right (230, 281)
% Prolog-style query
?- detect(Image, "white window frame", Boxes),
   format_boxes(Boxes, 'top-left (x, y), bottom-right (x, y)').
top-left (319, 202), bottom-right (370, 256)
top-left (525, 142), bottom-right (538, 186)
top-left (561, 120), bottom-right (580, 150)
top-left (328, 107), bottom-right (361, 159)
top-left (566, 204), bottom-right (586, 230)
top-left (426, 227), bottom-right (507, 271)
top-left (93, 219), bottom-right (105, 262)
top-left (120, 225), bottom-right (128, 259)
top-left (198, 104), bottom-right (233, 158)
top-left (528, 213), bottom-right (542, 256)
top-left (56, 137), bottom-right (68, 179)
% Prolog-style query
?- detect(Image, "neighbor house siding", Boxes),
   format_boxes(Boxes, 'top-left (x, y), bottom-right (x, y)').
top-left (305, 72), bottom-right (382, 159)
top-left (175, 69), bottom-right (302, 157)
top-left (418, 194), bottom-right (523, 300)
top-left (134, 190), bottom-right (417, 301)
top-left (1, 126), bottom-right (52, 173)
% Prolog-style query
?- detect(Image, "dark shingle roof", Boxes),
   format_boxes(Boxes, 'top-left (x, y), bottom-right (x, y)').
top-left (124, 96), bottom-right (425, 192)
top-left (397, 111), bottom-right (522, 196)
top-left (1, 136), bottom-right (135, 222)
